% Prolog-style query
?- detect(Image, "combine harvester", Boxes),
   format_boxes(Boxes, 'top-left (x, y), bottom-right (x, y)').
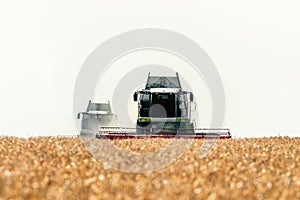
top-left (78, 73), bottom-right (231, 139)
top-left (77, 100), bottom-right (118, 137)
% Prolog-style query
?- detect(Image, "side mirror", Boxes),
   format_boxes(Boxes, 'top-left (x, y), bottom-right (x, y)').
top-left (77, 113), bottom-right (81, 119)
top-left (134, 92), bottom-right (138, 101)
top-left (190, 93), bottom-right (193, 102)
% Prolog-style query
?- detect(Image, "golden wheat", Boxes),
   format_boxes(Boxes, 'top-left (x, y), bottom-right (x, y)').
top-left (0, 137), bottom-right (299, 200)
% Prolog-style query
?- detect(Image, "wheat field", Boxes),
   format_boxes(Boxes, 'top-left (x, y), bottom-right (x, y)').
top-left (0, 136), bottom-right (299, 200)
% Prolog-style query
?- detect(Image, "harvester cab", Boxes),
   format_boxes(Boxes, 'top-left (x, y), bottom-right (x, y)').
top-left (133, 72), bottom-right (196, 134)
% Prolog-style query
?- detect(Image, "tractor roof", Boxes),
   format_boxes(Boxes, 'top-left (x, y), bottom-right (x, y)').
top-left (145, 73), bottom-right (182, 89)
top-left (86, 100), bottom-right (112, 113)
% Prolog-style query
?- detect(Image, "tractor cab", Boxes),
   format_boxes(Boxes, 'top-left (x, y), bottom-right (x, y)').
top-left (134, 73), bottom-right (195, 133)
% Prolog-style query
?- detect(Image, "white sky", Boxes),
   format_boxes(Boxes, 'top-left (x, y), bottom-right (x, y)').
top-left (0, 0), bottom-right (300, 137)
